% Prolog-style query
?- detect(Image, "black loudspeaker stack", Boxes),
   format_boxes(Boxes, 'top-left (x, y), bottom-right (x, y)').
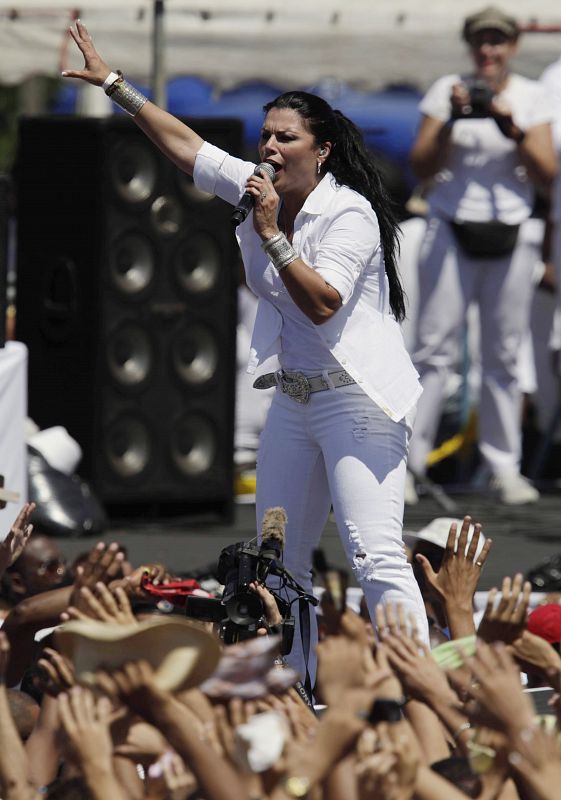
top-left (16, 116), bottom-right (243, 520)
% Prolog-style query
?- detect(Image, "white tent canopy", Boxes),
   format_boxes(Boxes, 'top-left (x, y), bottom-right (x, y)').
top-left (1, 1), bottom-right (560, 92)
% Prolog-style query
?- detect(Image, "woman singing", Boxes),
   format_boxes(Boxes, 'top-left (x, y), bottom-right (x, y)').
top-left (64, 21), bottom-right (428, 681)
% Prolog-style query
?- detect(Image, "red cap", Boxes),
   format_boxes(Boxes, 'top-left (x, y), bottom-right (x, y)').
top-left (527, 604), bottom-right (561, 644)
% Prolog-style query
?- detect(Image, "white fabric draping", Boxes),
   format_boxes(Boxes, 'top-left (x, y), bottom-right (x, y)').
top-left (0, 342), bottom-right (28, 538)
top-left (1, 1), bottom-right (560, 91)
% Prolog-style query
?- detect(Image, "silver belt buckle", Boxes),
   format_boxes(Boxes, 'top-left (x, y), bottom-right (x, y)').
top-left (281, 371), bottom-right (311, 404)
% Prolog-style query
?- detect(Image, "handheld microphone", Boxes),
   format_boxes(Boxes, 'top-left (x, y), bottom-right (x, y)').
top-left (231, 162), bottom-right (276, 227)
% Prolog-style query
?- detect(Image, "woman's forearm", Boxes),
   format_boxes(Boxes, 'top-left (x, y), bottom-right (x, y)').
top-left (134, 101), bottom-right (205, 177)
top-left (279, 258), bottom-right (342, 324)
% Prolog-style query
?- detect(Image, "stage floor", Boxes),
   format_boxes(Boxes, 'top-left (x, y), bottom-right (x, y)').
top-left (51, 484), bottom-right (561, 593)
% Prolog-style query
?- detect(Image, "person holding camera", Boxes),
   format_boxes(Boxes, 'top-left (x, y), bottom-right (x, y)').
top-left (407, 6), bottom-right (557, 505)
top-left (62, 23), bottom-right (429, 683)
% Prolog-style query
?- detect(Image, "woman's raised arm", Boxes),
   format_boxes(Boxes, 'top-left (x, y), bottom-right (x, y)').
top-left (62, 20), bottom-right (204, 176)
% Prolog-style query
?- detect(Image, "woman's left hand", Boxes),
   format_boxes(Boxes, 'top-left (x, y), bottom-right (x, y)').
top-left (245, 169), bottom-right (279, 241)
top-left (63, 20), bottom-right (112, 87)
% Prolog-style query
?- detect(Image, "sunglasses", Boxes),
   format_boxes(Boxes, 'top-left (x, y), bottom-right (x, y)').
top-left (36, 558), bottom-right (66, 577)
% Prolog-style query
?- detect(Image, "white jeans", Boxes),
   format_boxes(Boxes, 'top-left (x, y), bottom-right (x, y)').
top-left (409, 216), bottom-right (536, 477)
top-left (256, 381), bottom-right (428, 684)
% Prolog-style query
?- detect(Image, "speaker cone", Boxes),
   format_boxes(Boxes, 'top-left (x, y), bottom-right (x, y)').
top-left (176, 171), bottom-right (215, 204)
top-left (150, 195), bottom-right (182, 236)
top-left (105, 416), bottom-right (151, 478)
top-left (171, 324), bottom-right (218, 386)
top-left (110, 141), bottom-right (157, 203)
top-left (171, 415), bottom-right (216, 476)
top-left (107, 324), bottom-right (152, 386)
top-left (174, 233), bottom-right (221, 294)
top-left (110, 233), bottom-right (155, 295)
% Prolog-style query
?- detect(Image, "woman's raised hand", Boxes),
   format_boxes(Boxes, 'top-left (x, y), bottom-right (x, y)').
top-left (62, 20), bottom-right (112, 87)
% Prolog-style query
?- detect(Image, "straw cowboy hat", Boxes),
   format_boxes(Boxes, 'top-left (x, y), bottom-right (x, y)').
top-left (55, 616), bottom-right (221, 692)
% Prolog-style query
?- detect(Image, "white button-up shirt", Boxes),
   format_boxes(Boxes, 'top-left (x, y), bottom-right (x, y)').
top-left (194, 141), bottom-right (421, 422)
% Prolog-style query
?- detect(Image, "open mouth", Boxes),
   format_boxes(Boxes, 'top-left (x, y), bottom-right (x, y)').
top-left (265, 160), bottom-right (282, 174)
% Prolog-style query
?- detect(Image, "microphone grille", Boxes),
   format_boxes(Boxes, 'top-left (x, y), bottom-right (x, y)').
top-left (255, 162), bottom-right (276, 182)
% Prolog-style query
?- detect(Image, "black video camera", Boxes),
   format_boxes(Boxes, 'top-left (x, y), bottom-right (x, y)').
top-left (185, 537), bottom-right (312, 652)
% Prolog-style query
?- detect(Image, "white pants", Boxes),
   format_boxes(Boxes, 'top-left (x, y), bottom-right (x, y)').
top-left (409, 216), bottom-right (536, 477)
top-left (256, 381), bottom-right (428, 684)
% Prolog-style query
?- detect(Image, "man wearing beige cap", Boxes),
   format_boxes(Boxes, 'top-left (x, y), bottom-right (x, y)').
top-left (408, 6), bottom-right (558, 505)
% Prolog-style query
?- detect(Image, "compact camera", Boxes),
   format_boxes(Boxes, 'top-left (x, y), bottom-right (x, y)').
top-left (461, 80), bottom-right (494, 118)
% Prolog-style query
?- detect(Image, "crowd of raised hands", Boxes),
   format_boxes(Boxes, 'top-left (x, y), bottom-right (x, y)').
top-left (0, 505), bottom-right (561, 800)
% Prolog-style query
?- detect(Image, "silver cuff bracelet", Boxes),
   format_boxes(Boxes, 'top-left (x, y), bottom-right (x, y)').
top-left (110, 80), bottom-right (148, 117)
top-left (262, 232), bottom-right (297, 272)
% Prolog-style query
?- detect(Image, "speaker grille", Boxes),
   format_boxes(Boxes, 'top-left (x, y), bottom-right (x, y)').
top-left (105, 415), bottom-right (152, 478)
top-left (16, 116), bottom-right (242, 519)
top-left (171, 414), bottom-right (217, 477)
top-left (109, 232), bottom-right (155, 296)
top-left (110, 140), bottom-right (158, 203)
top-left (171, 323), bottom-right (218, 386)
top-left (107, 323), bottom-right (153, 387)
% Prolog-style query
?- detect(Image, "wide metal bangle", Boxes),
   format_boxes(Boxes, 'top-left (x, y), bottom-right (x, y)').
top-left (102, 70), bottom-right (121, 94)
top-left (262, 232), bottom-right (297, 272)
top-left (110, 79), bottom-right (147, 117)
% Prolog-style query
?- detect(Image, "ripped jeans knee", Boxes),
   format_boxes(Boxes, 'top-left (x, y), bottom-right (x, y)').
top-left (345, 519), bottom-right (377, 581)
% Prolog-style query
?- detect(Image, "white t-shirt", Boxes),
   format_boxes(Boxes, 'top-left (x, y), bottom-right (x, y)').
top-left (420, 73), bottom-right (552, 224)
top-left (193, 142), bottom-right (421, 422)
top-left (540, 57), bottom-right (561, 224)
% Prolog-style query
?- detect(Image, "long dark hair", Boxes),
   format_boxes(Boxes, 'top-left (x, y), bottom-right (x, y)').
top-left (264, 91), bottom-right (405, 321)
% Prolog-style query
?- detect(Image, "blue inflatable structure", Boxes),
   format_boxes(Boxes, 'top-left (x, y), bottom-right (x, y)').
top-left (50, 77), bottom-right (421, 194)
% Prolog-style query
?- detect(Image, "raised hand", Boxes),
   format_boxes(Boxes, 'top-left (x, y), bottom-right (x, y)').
top-left (62, 20), bottom-right (112, 86)
top-left (57, 686), bottom-right (128, 800)
top-left (58, 686), bottom-right (114, 765)
top-left (356, 720), bottom-right (420, 800)
top-left (96, 659), bottom-right (168, 724)
top-left (509, 628), bottom-right (561, 679)
top-left (70, 541), bottom-right (125, 610)
top-left (508, 726), bottom-right (561, 800)
top-left (461, 641), bottom-right (534, 735)
top-left (415, 516), bottom-right (491, 638)
top-left (382, 629), bottom-right (450, 706)
top-left (63, 582), bottom-right (137, 626)
top-left (112, 716), bottom-right (169, 765)
top-left (37, 647), bottom-right (76, 696)
top-left (145, 751), bottom-right (197, 800)
top-left (477, 573), bottom-right (531, 645)
top-left (0, 502), bottom-right (36, 575)
top-left (118, 562), bottom-right (171, 600)
top-left (315, 634), bottom-right (370, 706)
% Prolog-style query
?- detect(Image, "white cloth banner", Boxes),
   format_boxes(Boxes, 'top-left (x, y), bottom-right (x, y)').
top-left (0, 2), bottom-right (560, 90)
top-left (0, 342), bottom-right (27, 540)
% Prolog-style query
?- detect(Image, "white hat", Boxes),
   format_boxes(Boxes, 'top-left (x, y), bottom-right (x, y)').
top-left (403, 517), bottom-right (486, 557)
top-left (55, 617), bottom-right (220, 692)
top-left (28, 426), bottom-right (82, 476)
